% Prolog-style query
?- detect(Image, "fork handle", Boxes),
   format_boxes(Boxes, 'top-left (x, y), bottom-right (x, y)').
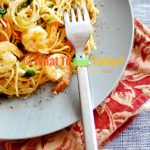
top-left (77, 66), bottom-right (98, 150)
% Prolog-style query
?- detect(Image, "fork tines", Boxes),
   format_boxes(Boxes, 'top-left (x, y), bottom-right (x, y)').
top-left (64, 4), bottom-right (90, 23)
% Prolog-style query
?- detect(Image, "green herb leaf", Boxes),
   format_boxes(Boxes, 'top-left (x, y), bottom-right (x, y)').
top-left (0, 8), bottom-right (7, 18)
top-left (23, 69), bottom-right (35, 78)
top-left (48, 4), bottom-right (54, 8)
top-left (19, 0), bottom-right (33, 9)
top-left (54, 65), bottom-right (60, 69)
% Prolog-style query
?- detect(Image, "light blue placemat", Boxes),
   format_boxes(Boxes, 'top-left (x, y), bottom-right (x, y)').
top-left (105, 0), bottom-right (150, 149)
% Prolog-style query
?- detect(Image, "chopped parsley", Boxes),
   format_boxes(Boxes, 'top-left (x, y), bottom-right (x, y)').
top-left (19, 0), bottom-right (33, 9)
top-left (48, 4), bottom-right (54, 8)
top-left (0, 8), bottom-right (7, 18)
top-left (23, 69), bottom-right (35, 78)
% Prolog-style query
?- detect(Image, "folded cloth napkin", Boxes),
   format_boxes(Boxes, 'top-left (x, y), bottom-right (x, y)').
top-left (1, 18), bottom-right (150, 150)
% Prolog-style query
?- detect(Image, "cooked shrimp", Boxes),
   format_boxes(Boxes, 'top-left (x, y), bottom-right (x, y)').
top-left (0, 18), bottom-right (12, 41)
top-left (0, 41), bottom-right (23, 73)
top-left (22, 26), bottom-right (49, 54)
top-left (44, 53), bottom-right (72, 94)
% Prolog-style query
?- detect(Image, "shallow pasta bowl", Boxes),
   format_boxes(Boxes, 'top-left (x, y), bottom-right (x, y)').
top-left (0, 0), bottom-right (133, 139)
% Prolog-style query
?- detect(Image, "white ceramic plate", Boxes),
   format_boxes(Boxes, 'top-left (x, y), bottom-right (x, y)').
top-left (0, 0), bottom-right (134, 139)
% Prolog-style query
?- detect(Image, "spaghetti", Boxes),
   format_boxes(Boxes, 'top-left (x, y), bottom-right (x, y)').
top-left (0, 0), bottom-right (98, 98)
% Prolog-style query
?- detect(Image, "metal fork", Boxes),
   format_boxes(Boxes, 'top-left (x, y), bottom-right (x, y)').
top-left (64, 4), bottom-right (97, 150)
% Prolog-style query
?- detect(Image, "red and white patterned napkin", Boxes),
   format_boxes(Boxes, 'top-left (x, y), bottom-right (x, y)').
top-left (1, 18), bottom-right (150, 150)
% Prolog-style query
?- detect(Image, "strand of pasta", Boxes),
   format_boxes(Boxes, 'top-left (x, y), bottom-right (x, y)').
top-left (10, 0), bottom-right (40, 30)
top-left (4, 68), bottom-right (14, 88)
top-left (0, 30), bottom-right (9, 41)
top-left (15, 61), bottom-right (19, 97)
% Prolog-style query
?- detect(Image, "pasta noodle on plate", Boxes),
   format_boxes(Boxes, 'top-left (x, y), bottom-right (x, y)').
top-left (0, 0), bottom-right (98, 99)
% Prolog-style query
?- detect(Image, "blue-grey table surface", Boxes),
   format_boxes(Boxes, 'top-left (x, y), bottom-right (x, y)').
top-left (105, 0), bottom-right (150, 150)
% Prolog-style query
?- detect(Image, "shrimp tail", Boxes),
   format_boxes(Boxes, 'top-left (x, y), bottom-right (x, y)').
top-left (53, 81), bottom-right (67, 94)
top-left (53, 72), bottom-right (72, 94)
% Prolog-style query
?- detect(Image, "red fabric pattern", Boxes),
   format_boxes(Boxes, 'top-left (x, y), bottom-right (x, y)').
top-left (1, 18), bottom-right (150, 150)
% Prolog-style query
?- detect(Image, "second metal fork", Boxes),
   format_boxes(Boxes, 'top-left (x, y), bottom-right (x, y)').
top-left (64, 4), bottom-right (98, 150)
